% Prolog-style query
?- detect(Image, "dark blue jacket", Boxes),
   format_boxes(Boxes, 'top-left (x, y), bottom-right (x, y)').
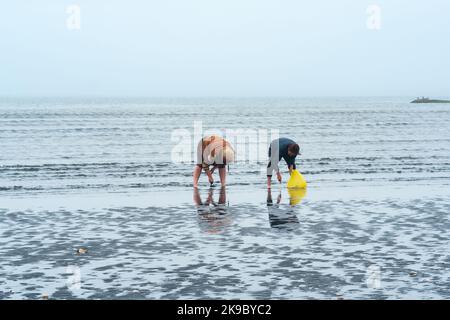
top-left (267, 138), bottom-right (297, 176)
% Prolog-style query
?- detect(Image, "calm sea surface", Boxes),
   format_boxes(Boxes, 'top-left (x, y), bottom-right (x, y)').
top-left (1, 97), bottom-right (449, 299)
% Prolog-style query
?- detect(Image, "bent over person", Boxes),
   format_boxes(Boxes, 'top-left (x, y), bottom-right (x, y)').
top-left (193, 135), bottom-right (235, 188)
top-left (267, 137), bottom-right (300, 188)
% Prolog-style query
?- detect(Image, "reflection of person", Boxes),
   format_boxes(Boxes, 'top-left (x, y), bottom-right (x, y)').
top-left (266, 188), bottom-right (299, 229)
top-left (267, 138), bottom-right (300, 189)
top-left (266, 187), bottom-right (282, 206)
top-left (193, 186), bottom-right (227, 210)
top-left (193, 135), bottom-right (236, 188)
top-left (193, 187), bottom-right (231, 234)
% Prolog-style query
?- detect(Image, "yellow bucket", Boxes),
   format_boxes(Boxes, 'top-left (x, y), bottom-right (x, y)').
top-left (287, 169), bottom-right (307, 189)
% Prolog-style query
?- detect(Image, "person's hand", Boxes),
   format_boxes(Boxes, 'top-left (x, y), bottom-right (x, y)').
top-left (277, 172), bottom-right (282, 183)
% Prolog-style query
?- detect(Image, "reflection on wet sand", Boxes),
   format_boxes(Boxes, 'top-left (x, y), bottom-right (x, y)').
top-left (266, 188), bottom-right (302, 230)
top-left (287, 187), bottom-right (307, 206)
top-left (193, 187), bottom-right (232, 234)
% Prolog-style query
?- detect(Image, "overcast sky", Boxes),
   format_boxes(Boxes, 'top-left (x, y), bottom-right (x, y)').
top-left (1, 0), bottom-right (449, 97)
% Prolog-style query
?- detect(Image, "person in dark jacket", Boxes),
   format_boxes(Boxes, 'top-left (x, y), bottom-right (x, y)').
top-left (267, 137), bottom-right (300, 188)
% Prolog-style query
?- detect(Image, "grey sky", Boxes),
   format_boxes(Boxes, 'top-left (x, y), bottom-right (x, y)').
top-left (1, 0), bottom-right (449, 97)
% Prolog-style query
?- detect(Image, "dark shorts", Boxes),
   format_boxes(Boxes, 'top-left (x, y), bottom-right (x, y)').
top-left (196, 163), bottom-right (226, 170)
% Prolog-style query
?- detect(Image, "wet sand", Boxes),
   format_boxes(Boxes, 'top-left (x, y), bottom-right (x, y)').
top-left (1, 185), bottom-right (449, 299)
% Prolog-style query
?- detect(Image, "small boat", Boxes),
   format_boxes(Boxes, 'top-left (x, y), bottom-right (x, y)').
top-left (411, 97), bottom-right (450, 103)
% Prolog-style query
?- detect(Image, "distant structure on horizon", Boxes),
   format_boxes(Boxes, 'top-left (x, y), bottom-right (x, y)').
top-left (411, 97), bottom-right (450, 103)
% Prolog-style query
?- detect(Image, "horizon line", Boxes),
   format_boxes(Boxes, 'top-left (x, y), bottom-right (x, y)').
top-left (0, 95), bottom-right (444, 99)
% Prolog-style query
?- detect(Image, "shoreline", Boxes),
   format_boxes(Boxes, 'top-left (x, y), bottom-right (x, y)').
top-left (1, 183), bottom-right (448, 211)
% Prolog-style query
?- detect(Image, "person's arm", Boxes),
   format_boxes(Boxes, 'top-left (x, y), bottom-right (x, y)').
top-left (205, 168), bottom-right (214, 184)
top-left (288, 165), bottom-right (294, 174)
top-left (276, 169), bottom-right (282, 182)
top-left (285, 157), bottom-right (296, 175)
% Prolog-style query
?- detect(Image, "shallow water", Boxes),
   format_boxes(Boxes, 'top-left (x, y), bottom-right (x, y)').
top-left (0, 97), bottom-right (449, 299)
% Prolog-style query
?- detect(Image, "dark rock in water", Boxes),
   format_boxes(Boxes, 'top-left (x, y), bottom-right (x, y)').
top-left (411, 97), bottom-right (450, 103)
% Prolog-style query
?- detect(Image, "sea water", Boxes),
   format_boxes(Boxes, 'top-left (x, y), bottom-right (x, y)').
top-left (0, 97), bottom-right (449, 299)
